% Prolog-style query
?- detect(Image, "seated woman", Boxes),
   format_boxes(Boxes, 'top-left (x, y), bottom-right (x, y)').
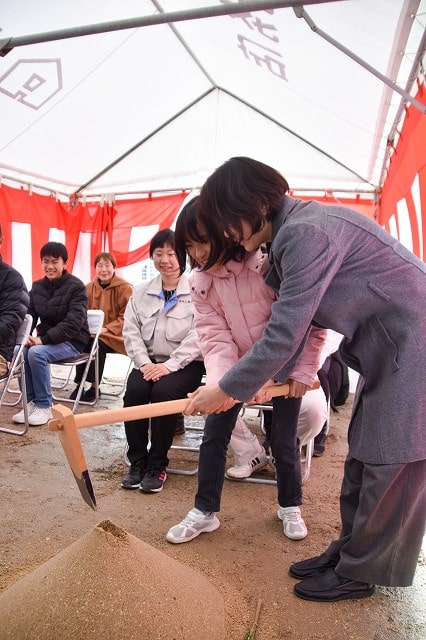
top-left (121, 229), bottom-right (204, 494)
top-left (166, 198), bottom-right (326, 543)
top-left (69, 252), bottom-right (133, 402)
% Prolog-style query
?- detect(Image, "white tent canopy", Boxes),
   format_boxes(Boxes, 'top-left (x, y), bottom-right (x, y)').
top-left (0, 0), bottom-right (425, 200)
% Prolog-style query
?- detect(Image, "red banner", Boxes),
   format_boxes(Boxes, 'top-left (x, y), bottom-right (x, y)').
top-left (378, 84), bottom-right (426, 260)
top-left (0, 186), bottom-right (188, 281)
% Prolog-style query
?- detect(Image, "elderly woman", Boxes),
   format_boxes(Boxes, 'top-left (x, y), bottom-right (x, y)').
top-left (69, 252), bottom-right (133, 402)
top-left (121, 229), bottom-right (204, 494)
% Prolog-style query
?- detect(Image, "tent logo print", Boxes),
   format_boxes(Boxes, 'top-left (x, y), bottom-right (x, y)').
top-left (0, 59), bottom-right (62, 110)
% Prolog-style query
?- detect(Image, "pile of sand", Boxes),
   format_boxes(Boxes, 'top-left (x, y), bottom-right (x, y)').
top-left (0, 520), bottom-right (225, 640)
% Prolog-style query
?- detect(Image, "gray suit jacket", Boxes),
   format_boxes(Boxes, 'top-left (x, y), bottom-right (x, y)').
top-left (219, 195), bottom-right (426, 464)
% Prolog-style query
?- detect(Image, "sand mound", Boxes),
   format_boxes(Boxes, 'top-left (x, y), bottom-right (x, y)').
top-left (0, 520), bottom-right (225, 640)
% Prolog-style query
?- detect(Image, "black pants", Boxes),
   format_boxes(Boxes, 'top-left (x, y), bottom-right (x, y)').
top-left (123, 360), bottom-right (204, 471)
top-left (74, 339), bottom-right (116, 385)
top-left (195, 395), bottom-right (302, 513)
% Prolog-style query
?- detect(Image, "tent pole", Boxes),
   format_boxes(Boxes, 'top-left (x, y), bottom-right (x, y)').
top-left (0, 0), bottom-right (342, 56)
top-left (378, 28), bottom-right (426, 187)
top-left (293, 6), bottom-right (426, 115)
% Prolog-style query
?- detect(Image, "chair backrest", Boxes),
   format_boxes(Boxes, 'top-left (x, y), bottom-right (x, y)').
top-left (16, 314), bottom-right (33, 346)
top-left (87, 309), bottom-right (105, 336)
top-left (0, 314), bottom-right (32, 383)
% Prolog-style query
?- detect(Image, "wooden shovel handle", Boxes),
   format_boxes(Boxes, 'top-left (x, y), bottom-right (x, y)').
top-left (67, 380), bottom-right (319, 430)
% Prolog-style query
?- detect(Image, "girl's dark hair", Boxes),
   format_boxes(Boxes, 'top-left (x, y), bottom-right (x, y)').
top-left (40, 241), bottom-right (68, 262)
top-left (94, 251), bottom-right (117, 268)
top-left (175, 196), bottom-right (245, 271)
top-left (198, 156), bottom-right (289, 243)
top-left (149, 228), bottom-right (185, 274)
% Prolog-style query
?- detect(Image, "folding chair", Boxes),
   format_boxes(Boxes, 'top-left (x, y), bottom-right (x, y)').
top-left (51, 309), bottom-right (105, 412)
top-left (100, 353), bottom-right (133, 398)
top-left (0, 314), bottom-right (33, 436)
top-left (226, 402), bottom-right (314, 485)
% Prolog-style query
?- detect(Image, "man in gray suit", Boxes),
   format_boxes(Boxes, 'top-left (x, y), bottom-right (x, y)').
top-left (184, 157), bottom-right (426, 602)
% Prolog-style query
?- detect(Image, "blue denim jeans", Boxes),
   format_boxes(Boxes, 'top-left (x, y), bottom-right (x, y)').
top-left (23, 342), bottom-right (81, 407)
top-left (195, 396), bottom-right (303, 513)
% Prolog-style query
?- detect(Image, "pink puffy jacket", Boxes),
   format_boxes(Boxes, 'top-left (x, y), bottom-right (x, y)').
top-left (189, 249), bottom-right (325, 388)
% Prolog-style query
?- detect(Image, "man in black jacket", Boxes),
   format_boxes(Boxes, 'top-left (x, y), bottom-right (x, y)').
top-left (12, 242), bottom-right (90, 426)
top-left (0, 225), bottom-right (29, 378)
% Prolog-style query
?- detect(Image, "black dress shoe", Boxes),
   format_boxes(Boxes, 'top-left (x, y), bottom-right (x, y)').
top-left (294, 568), bottom-right (375, 602)
top-left (289, 553), bottom-right (338, 579)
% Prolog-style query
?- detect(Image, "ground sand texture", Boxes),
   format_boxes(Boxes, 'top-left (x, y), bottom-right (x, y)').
top-left (0, 378), bottom-right (425, 640)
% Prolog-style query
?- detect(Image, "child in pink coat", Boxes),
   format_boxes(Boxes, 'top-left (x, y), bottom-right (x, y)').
top-left (166, 198), bottom-right (326, 544)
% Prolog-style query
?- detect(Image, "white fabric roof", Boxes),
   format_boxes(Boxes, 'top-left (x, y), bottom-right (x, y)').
top-left (0, 0), bottom-right (425, 199)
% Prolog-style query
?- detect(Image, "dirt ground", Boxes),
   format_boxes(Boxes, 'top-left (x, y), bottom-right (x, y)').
top-left (0, 376), bottom-right (425, 639)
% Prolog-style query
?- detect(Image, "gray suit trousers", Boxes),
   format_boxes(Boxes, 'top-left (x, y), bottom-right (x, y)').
top-left (324, 456), bottom-right (426, 586)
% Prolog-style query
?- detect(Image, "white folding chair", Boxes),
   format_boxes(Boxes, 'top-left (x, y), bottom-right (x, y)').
top-left (51, 309), bottom-right (105, 412)
top-left (100, 353), bottom-right (133, 398)
top-left (0, 314), bottom-right (33, 436)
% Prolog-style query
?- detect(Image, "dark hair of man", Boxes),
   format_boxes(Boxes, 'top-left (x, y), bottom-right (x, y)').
top-left (149, 228), bottom-right (185, 275)
top-left (94, 251), bottom-right (117, 268)
top-left (40, 241), bottom-right (68, 262)
top-left (198, 156), bottom-right (290, 244)
top-left (175, 197), bottom-right (245, 272)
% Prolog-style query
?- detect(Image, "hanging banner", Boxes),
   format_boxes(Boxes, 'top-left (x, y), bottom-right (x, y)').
top-left (378, 84), bottom-right (426, 261)
top-left (0, 185), bottom-right (188, 284)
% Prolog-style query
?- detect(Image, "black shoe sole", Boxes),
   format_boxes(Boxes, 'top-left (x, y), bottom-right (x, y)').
top-left (120, 482), bottom-right (141, 489)
top-left (294, 584), bottom-right (375, 602)
top-left (313, 449), bottom-right (325, 457)
top-left (140, 484), bottom-right (165, 493)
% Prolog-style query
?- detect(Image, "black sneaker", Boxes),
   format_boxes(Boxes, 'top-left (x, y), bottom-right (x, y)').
top-left (140, 468), bottom-right (167, 493)
top-left (174, 414), bottom-right (185, 436)
top-left (81, 387), bottom-right (96, 402)
top-left (121, 462), bottom-right (145, 489)
top-left (69, 386), bottom-right (80, 400)
top-left (313, 421), bottom-right (328, 457)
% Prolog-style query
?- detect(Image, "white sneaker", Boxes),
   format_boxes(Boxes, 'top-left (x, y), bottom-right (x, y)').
top-left (12, 400), bottom-right (36, 423)
top-left (27, 406), bottom-right (53, 426)
top-left (277, 506), bottom-right (308, 540)
top-left (226, 451), bottom-right (270, 479)
top-left (166, 508), bottom-right (220, 544)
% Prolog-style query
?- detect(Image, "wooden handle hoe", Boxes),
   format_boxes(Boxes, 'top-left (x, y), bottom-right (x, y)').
top-left (48, 382), bottom-right (318, 508)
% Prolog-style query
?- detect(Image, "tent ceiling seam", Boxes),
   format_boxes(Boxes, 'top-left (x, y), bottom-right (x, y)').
top-left (219, 87), bottom-right (374, 187)
top-left (73, 87), bottom-right (216, 196)
top-left (149, 0), bottom-right (216, 87)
